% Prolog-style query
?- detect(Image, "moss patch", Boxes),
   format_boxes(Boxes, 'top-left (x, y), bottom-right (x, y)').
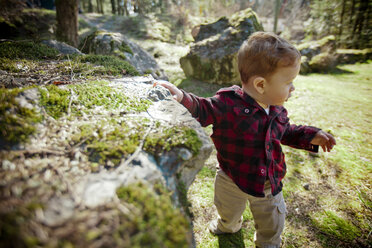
top-left (39, 85), bottom-right (71, 119)
top-left (0, 87), bottom-right (42, 146)
top-left (116, 182), bottom-right (190, 247)
top-left (38, 81), bottom-right (152, 120)
top-left (119, 42), bottom-right (133, 55)
top-left (74, 120), bottom-right (146, 167)
top-left (144, 124), bottom-right (202, 157)
top-left (79, 54), bottom-right (139, 76)
top-left (0, 201), bottom-right (44, 248)
top-left (0, 41), bottom-right (59, 60)
top-left (69, 81), bottom-right (151, 114)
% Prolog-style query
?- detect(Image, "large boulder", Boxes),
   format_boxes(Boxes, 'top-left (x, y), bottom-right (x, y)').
top-left (0, 76), bottom-right (213, 247)
top-left (81, 31), bottom-right (168, 80)
top-left (180, 8), bottom-right (263, 85)
top-left (42, 40), bottom-right (83, 55)
top-left (297, 35), bottom-right (337, 73)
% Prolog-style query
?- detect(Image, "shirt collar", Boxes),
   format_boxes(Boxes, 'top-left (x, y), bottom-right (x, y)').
top-left (233, 86), bottom-right (285, 116)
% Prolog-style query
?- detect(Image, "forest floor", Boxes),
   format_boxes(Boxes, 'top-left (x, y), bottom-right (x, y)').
top-left (82, 13), bottom-right (372, 248)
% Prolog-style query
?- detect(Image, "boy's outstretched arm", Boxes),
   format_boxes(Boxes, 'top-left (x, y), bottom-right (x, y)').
top-left (153, 80), bottom-right (183, 102)
top-left (153, 80), bottom-right (224, 127)
top-left (310, 130), bottom-right (336, 152)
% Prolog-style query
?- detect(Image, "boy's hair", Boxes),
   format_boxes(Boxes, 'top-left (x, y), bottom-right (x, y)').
top-left (237, 32), bottom-right (301, 84)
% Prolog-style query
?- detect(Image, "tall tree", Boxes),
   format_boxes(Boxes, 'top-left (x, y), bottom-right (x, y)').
top-left (111, 0), bottom-right (116, 14)
top-left (55, 0), bottom-right (79, 47)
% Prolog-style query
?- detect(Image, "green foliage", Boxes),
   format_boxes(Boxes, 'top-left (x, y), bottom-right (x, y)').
top-left (38, 81), bottom-right (152, 120)
top-left (78, 121), bottom-right (145, 167)
top-left (116, 182), bottom-right (190, 247)
top-left (176, 178), bottom-right (193, 217)
top-left (307, 0), bottom-right (371, 49)
top-left (0, 87), bottom-right (42, 146)
top-left (0, 41), bottom-right (59, 60)
top-left (79, 54), bottom-right (139, 76)
top-left (144, 124), bottom-right (202, 157)
top-left (119, 42), bottom-right (133, 55)
top-left (69, 81), bottom-right (152, 114)
top-left (0, 58), bottom-right (34, 72)
top-left (39, 85), bottom-right (71, 119)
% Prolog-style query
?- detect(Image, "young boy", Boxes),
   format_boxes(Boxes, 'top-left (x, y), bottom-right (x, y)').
top-left (154, 31), bottom-right (336, 248)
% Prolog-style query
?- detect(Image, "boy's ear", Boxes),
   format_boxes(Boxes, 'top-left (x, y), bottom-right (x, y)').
top-left (252, 76), bottom-right (266, 94)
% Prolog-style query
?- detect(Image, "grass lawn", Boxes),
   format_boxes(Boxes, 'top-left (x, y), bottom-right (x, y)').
top-left (185, 62), bottom-right (372, 248)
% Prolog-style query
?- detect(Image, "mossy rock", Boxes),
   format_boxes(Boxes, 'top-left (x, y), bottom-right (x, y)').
top-left (300, 56), bottom-right (311, 74)
top-left (180, 8), bottom-right (262, 84)
top-left (0, 87), bottom-right (42, 147)
top-left (116, 182), bottom-right (191, 247)
top-left (296, 35), bottom-right (336, 59)
top-left (80, 30), bottom-right (166, 79)
top-left (336, 48), bottom-right (372, 64)
top-left (0, 8), bottom-right (56, 40)
top-left (0, 40), bottom-right (59, 60)
top-left (309, 52), bottom-right (337, 72)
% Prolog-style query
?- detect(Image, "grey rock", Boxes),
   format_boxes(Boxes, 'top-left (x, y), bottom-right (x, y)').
top-left (147, 84), bottom-right (172, 101)
top-left (303, 183), bottom-right (310, 191)
top-left (42, 40), bottom-right (83, 55)
top-left (42, 196), bottom-right (75, 227)
top-left (180, 8), bottom-right (263, 84)
top-left (82, 31), bottom-right (167, 80)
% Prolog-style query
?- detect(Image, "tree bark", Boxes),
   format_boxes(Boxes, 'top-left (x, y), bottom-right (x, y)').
top-left (111, 0), bottom-right (116, 14)
top-left (338, 0), bottom-right (346, 42)
top-left (55, 0), bottom-right (79, 47)
top-left (88, 0), bottom-right (93, 12)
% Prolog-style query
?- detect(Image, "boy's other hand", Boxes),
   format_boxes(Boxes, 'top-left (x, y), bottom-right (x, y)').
top-left (153, 80), bottom-right (183, 102)
top-left (311, 130), bottom-right (336, 152)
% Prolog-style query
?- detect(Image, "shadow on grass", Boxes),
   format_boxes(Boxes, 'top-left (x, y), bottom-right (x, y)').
top-left (217, 230), bottom-right (245, 248)
top-left (305, 67), bottom-right (354, 76)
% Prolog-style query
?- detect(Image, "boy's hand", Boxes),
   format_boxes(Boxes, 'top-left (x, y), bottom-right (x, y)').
top-left (311, 130), bottom-right (336, 152)
top-left (153, 80), bottom-right (183, 102)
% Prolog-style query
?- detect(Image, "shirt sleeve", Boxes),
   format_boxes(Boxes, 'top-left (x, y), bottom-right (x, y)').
top-left (180, 90), bottom-right (224, 127)
top-left (281, 123), bottom-right (320, 152)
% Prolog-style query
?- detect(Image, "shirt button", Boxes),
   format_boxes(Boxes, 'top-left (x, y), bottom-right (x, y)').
top-left (244, 108), bottom-right (249, 113)
top-left (261, 169), bottom-right (265, 175)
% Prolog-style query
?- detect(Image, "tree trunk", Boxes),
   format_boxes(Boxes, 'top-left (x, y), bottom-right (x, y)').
top-left (111, 0), bottom-right (116, 14)
top-left (349, 0), bottom-right (356, 25)
top-left (273, 0), bottom-right (281, 33)
top-left (338, 0), bottom-right (346, 43)
top-left (55, 0), bottom-right (79, 47)
top-left (88, 0), bottom-right (93, 12)
top-left (124, 0), bottom-right (129, 15)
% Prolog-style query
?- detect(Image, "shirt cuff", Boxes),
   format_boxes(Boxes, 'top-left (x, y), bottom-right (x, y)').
top-left (180, 90), bottom-right (194, 112)
top-left (303, 127), bottom-right (321, 152)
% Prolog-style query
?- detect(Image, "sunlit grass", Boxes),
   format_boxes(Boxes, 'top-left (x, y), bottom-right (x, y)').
top-left (187, 61), bottom-right (372, 247)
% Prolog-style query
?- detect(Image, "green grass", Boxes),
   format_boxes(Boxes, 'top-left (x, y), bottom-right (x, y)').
top-left (187, 61), bottom-right (372, 248)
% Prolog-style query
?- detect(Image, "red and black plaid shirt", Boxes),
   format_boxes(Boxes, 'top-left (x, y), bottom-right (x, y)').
top-left (181, 85), bottom-right (320, 197)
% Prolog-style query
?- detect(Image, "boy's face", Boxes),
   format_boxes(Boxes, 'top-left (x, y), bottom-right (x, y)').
top-left (263, 61), bottom-right (300, 106)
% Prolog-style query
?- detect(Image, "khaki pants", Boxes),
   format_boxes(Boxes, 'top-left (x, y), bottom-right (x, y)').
top-left (214, 169), bottom-right (286, 248)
